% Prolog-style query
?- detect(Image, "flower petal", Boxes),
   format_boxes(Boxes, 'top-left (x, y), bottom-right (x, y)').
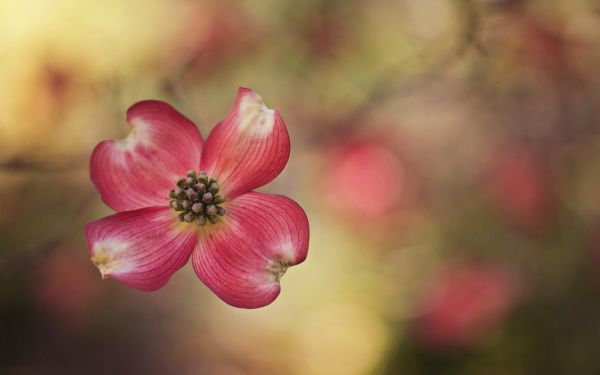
top-left (200, 88), bottom-right (290, 199)
top-left (84, 207), bottom-right (198, 291)
top-left (90, 100), bottom-right (204, 212)
top-left (192, 192), bottom-right (309, 308)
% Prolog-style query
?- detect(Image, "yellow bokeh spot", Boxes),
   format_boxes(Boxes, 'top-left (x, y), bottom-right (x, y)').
top-left (292, 302), bottom-right (389, 375)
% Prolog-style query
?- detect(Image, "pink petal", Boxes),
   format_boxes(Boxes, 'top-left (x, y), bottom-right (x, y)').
top-left (192, 192), bottom-right (309, 308)
top-left (84, 207), bottom-right (198, 291)
top-left (90, 100), bottom-right (204, 212)
top-left (200, 88), bottom-right (290, 199)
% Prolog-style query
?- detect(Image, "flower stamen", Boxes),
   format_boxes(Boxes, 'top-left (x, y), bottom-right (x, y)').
top-left (169, 170), bottom-right (226, 226)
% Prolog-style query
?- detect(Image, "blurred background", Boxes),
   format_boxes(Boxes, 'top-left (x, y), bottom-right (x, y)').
top-left (2, 0), bottom-right (600, 373)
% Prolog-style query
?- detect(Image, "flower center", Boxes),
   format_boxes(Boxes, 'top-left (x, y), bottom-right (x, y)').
top-left (169, 170), bottom-right (226, 226)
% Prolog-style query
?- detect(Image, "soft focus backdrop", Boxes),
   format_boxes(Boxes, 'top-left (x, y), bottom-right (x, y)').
top-left (2, 0), bottom-right (600, 374)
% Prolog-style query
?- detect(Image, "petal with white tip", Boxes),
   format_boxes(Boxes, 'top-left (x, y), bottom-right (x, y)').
top-left (192, 192), bottom-right (309, 308)
top-left (200, 88), bottom-right (290, 199)
top-left (90, 100), bottom-right (204, 212)
top-left (84, 207), bottom-right (198, 291)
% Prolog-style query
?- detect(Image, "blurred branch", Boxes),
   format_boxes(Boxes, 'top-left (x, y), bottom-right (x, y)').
top-left (0, 190), bottom-right (96, 272)
top-left (0, 238), bottom-right (63, 272)
top-left (0, 156), bottom-right (87, 173)
top-left (313, 0), bottom-right (485, 143)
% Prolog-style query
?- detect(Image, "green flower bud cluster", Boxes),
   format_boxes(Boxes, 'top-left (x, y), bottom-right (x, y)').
top-left (169, 170), bottom-right (225, 226)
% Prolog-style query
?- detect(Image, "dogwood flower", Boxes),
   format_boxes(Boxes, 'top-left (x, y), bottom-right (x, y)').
top-left (84, 88), bottom-right (309, 308)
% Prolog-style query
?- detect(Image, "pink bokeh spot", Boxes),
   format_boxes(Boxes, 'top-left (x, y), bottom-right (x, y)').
top-left (488, 144), bottom-right (555, 233)
top-left (84, 88), bottom-right (309, 309)
top-left (324, 141), bottom-right (405, 218)
top-left (413, 262), bottom-right (520, 349)
top-left (36, 251), bottom-right (103, 321)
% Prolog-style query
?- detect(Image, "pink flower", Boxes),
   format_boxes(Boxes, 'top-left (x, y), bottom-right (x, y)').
top-left (84, 88), bottom-right (309, 308)
top-left (412, 263), bottom-right (519, 349)
top-left (36, 250), bottom-right (102, 320)
top-left (323, 139), bottom-right (406, 219)
top-left (487, 144), bottom-right (555, 233)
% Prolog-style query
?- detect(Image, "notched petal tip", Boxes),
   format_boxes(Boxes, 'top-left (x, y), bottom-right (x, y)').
top-left (89, 240), bottom-right (130, 280)
top-left (235, 88), bottom-right (278, 137)
top-left (265, 239), bottom-right (305, 284)
top-left (92, 256), bottom-right (112, 280)
top-left (266, 258), bottom-right (291, 283)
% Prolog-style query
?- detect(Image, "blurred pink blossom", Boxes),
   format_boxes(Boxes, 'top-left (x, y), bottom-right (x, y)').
top-left (413, 262), bottom-right (520, 349)
top-left (487, 144), bottom-right (556, 233)
top-left (165, 3), bottom-right (262, 76)
top-left (323, 138), bottom-right (407, 219)
top-left (36, 251), bottom-right (102, 320)
top-left (507, 13), bottom-right (577, 81)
